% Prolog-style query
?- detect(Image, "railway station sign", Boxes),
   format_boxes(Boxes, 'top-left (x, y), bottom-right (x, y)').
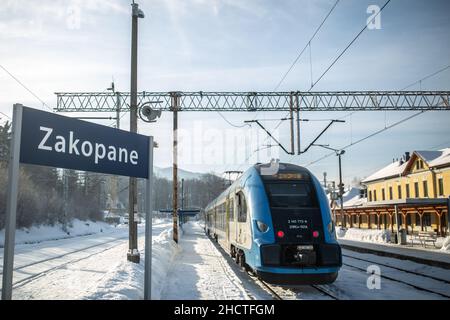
top-left (2, 104), bottom-right (154, 300)
top-left (19, 105), bottom-right (150, 178)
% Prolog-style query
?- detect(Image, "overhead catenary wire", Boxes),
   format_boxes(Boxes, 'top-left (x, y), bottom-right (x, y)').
top-left (304, 62), bottom-right (450, 167)
top-left (238, 0), bottom-right (341, 139)
top-left (243, 0), bottom-right (342, 164)
top-left (0, 110), bottom-right (11, 120)
top-left (216, 111), bottom-right (250, 128)
top-left (402, 64), bottom-right (450, 90)
top-left (311, 0), bottom-right (391, 89)
top-left (0, 64), bottom-right (53, 112)
top-left (305, 110), bottom-right (426, 167)
top-left (273, 0), bottom-right (341, 91)
top-left (251, 0), bottom-right (389, 159)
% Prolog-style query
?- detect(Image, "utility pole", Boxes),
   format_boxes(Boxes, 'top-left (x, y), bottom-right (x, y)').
top-left (171, 92), bottom-right (180, 243)
top-left (311, 144), bottom-right (345, 228)
top-left (447, 196), bottom-right (450, 236)
top-left (181, 178), bottom-right (185, 210)
top-left (63, 170), bottom-right (68, 230)
top-left (295, 95), bottom-right (301, 155)
top-left (127, 1), bottom-right (144, 263)
top-left (337, 150), bottom-right (346, 228)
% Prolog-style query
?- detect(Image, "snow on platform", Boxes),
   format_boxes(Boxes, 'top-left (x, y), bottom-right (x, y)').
top-left (160, 222), bottom-right (252, 300)
top-left (339, 239), bottom-right (450, 269)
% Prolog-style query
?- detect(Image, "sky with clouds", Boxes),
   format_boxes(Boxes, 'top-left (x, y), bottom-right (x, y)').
top-left (0, 0), bottom-right (449, 186)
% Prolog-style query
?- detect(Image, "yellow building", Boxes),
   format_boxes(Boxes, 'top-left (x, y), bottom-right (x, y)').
top-left (358, 149), bottom-right (450, 234)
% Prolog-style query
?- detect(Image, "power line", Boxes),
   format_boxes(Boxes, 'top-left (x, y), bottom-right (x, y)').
top-left (253, 1), bottom-right (391, 160)
top-left (0, 64), bottom-right (53, 112)
top-left (304, 110), bottom-right (426, 167)
top-left (273, 0), bottom-right (341, 91)
top-left (401, 64), bottom-right (450, 90)
top-left (216, 111), bottom-right (250, 128)
top-left (335, 62), bottom-right (450, 128)
top-left (239, 0), bottom-right (341, 139)
top-left (311, 0), bottom-right (391, 89)
top-left (0, 111), bottom-right (11, 120)
top-left (304, 61), bottom-right (450, 168)
top-left (244, 0), bottom-right (342, 161)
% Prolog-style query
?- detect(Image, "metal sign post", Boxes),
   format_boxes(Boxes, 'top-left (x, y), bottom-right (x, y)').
top-left (1, 104), bottom-right (23, 300)
top-left (144, 136), bottom-right (154, 300)
top-left (1, 104), bottom-right (154, 300)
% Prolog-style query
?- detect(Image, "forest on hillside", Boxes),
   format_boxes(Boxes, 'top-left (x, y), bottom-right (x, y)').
top-left (0, 121), bottom-right (227, 229)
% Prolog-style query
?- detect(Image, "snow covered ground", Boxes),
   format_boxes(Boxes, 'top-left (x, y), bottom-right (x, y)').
top-left (161, 222), bottom-right (252, 300)
top-left (337, 227), bottom-right (449, 252)
top-left (0, 219), bottom-right (118, 247)
top-left (0, 219), bottom-right (173, 299)
top-left (337, 227), bottom-right (391, 243)
top-left (1, 220), bottom-right (449, 300)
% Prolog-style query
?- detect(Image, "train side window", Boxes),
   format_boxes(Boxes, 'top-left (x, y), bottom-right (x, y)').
top-left (237, 192), bottom-right (247, 223)
top-left (229, 198), bottom-right (234, 221)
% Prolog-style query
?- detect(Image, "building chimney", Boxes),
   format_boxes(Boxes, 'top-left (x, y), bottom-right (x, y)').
top-left (405, 152), bottom-right (410, 161)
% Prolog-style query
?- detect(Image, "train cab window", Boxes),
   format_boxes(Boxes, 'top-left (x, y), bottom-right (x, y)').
top-left (265, 182), bottom-right (317, 208)
top-left (237, 192), bottom-right (247, 223)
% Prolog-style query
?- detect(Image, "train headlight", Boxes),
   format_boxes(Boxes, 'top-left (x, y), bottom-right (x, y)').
top-left (256, 220), bottom-right (269, 233)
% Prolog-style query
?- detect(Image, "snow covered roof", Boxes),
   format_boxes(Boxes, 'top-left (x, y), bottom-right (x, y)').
top-left (362, 148), bottom-right (450, 184)
top-left (343, 188), bottom-right (367, 208)
top-left (416, 148), bottom-right (450, 168)
top-left (361, 160), bottom-right (407, 183)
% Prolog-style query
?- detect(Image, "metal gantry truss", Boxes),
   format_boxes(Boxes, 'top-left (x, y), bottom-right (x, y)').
top-left (55, 91), bottom-right (450, 112)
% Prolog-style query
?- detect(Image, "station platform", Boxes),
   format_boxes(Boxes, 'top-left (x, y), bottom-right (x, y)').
top-left (160, 222), bottom-right (256, 300)
top-left (339, 239), bottom-right (450, 269)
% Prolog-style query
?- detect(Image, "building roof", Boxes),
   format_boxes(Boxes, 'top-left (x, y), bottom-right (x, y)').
top-left (417, 148), bottom-right (450, 168)
top-left (361, 160), bottom-right (407, 183)
top-left (362, 148), bottom-right (450, 184)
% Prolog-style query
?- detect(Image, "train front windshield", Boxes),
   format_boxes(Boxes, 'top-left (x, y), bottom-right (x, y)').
top-left (265, 182), bottom-right (317, 208)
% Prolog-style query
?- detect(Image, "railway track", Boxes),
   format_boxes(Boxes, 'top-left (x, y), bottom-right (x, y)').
top-left (310, 284), bottom-right (339, 300)
top-left (0, 235), bottom-right (128, 277)
top-left (0, 235), bottom-right (129, 291)
top-left (342, 261), bottom-right (450, 299)
top-left (249, 272), bottom-right (340, 300)
top-left (342, 253), bottom-right (450, 285)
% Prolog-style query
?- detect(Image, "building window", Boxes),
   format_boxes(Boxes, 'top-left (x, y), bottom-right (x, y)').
top-left (438, 178), bottom-right (444, 196)
top-left (398, 185), bottom-right (402, 199)
top-left (368, 190), bottom-right (372, 202)
top-left (423, 181), bottom-right (428, 197)
top-left (414, 182), bottom-right (419, 198)
top-left (373, 190), bottom-right (377, 201)
top-left (381, 188), bottom-right (385, 201)
top-left (420, 160), bottom-right (424, 169)
top-left (416, 161), bottom-right (420, 170)
top-left (405, 184), bottom-right (410, 198)
top-left (389, 187), bottom-right (393, 200)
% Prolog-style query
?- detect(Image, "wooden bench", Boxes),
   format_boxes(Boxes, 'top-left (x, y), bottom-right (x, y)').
top-left (414, 232), bottom-right (437, 248)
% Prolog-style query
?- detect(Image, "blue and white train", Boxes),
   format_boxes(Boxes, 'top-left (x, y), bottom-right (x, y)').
top-left (205, 162), bottom-right (342, 285)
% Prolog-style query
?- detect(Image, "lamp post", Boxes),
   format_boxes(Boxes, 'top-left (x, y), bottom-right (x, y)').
top-left (128, 1), bottom-right (145, 263)
top-left (312, 144), bottom-right (346, 228)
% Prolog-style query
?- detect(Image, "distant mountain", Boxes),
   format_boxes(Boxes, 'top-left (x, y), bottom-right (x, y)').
top-left (154, 166), bottom-right (216, 181)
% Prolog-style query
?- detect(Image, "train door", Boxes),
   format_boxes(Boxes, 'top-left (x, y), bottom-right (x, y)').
top-left (225, 198), bottom-right (230, 244)
top-left (236, 191), bottom-right (248, 246)
top-left (228, 197), bottom-right (235, 245)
